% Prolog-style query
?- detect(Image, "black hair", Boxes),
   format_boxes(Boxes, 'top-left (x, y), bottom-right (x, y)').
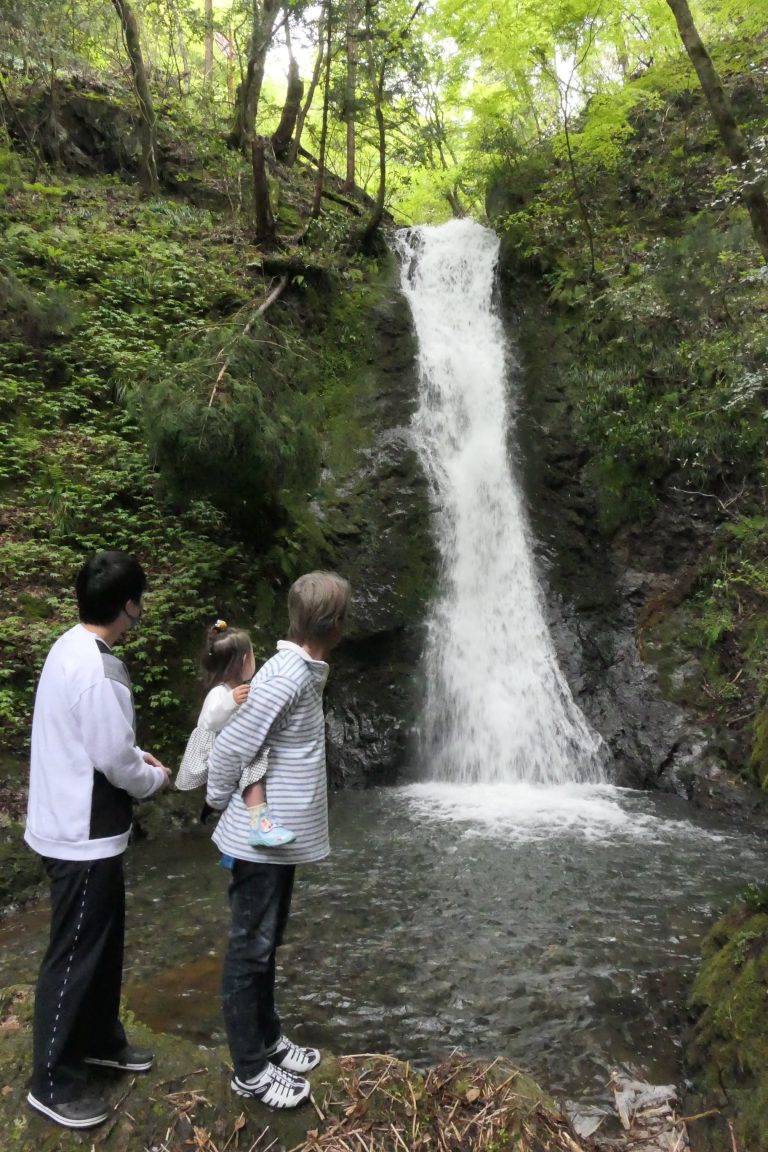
top-left (202, 622), bottom-right (252, 691)
top-left (75, 551), bottom-right (146, 625)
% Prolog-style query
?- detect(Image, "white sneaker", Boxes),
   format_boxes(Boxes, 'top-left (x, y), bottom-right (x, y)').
top-left (230, 1062), bottom-right (310, 1109)
top-left (266, 1034), bottom-right (321, 1073)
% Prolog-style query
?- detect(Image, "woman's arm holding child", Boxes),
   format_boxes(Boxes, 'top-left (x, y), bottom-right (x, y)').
top-left (205, 675), bottom-right (298, 810)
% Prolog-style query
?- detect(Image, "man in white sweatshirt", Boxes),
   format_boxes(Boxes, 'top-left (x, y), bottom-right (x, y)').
top-left (24, 550), bottom-right (170, 1130)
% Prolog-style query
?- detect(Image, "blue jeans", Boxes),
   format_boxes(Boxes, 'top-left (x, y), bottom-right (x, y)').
top-left (221, 860), bottom-right (295, 1080)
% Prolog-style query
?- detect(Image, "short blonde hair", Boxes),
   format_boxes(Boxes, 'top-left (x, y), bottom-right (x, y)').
top-left (287, 571), bottom-right (351, 644)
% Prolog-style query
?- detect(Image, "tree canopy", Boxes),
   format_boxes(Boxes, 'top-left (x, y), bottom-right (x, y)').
top-left (2, 0), bottom-right (767, 248)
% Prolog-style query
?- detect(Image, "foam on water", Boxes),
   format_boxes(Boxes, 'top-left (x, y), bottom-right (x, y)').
top-left (398, 781), bottom-right (729, 846)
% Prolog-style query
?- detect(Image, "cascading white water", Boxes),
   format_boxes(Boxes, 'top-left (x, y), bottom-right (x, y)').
top-left (396, 218), bottom-right (605, 785)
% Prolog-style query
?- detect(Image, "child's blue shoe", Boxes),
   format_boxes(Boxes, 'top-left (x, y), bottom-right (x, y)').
top-left (249, 814), bottom-right (296, 848)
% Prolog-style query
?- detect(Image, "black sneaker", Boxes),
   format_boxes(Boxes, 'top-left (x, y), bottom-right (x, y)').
top-left (27, 1091), bottom-right (110, 1129)
top-left (231, 1062), bottom-right (311, 1109)
top-left (84, 1043), bottom-right (154, 1072)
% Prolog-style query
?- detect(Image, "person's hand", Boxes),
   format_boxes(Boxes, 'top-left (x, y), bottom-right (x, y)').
top-left (143, 753), bottom-right (171, 789)
top-left (232, 683), bottom-right (250, 705)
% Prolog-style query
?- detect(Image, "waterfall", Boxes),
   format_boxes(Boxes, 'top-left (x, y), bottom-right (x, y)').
top-left (396, 219), bottom-right (605, 786)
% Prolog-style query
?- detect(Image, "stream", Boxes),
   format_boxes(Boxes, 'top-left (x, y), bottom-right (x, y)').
top-left (1, 785), bottom-right (765, 1109)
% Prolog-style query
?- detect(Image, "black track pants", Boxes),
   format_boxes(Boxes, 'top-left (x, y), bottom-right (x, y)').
top-left (30, 855), bottom-right (128, 1104)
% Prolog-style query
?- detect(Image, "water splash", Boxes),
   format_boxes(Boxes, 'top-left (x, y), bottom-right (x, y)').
top-left (395, 219), bottom-right (605, 785)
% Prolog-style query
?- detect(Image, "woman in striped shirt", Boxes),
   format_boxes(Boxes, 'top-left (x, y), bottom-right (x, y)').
top-left (206, 571), bottom-right (351, 1110)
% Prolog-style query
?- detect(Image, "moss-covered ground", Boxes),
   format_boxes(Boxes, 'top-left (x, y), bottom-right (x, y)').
top-left (0, 984), bottom-right (596, 1152)
top-left (686, 886), bottom-right (768, 1150)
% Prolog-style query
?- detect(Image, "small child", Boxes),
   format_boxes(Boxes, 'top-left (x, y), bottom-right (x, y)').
top-left (176, 620), bottom-right (295, 848)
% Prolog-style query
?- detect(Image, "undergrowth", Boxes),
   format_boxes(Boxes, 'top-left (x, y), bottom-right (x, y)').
top-left (0, 132), bottom-right (386, 764)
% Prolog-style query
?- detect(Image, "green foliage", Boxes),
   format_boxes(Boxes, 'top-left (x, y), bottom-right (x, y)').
top-left (138, 317), bottom-right (321, 533)
top-left (688, 906), bottom-right (768, 1148)
top-left (490, 25), bottom-right (768, 529)
top-left (743, 883), bottom-right (768, 914)
top-left (567, 214), bottom-right (767, 529)
top-left (0, 144), bottom-right (387, 759)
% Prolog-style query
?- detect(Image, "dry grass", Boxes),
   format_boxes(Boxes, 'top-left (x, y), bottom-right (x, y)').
top-left (290, 1053), bottom-right (590, 1152)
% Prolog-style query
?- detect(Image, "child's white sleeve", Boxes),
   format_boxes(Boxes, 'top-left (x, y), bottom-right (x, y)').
top-left (206, 676), bottom-right (297, 810)
top-left (198, 685), bottom-right (238, 732)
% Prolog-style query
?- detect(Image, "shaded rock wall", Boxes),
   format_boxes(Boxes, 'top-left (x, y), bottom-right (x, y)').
top-left (323, 264), bottom-right (435, 788)
top-left (503, 277), bottom-right (727, 803)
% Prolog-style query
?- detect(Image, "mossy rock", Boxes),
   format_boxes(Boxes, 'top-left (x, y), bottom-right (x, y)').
top-left (0, 828), bottom-right (45, 912)
top-left (0, 985), bottom-right (342, 1152)
top-left (686, 901), bottom-right (768, 1149)
top-left (751, 706), bottom-right (768, 785)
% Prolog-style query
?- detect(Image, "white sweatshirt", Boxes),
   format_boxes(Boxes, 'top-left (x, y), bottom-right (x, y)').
top-left (198, 684), bottom-right (239, 732)
top-left (25, 624), bottom-right (166, 861)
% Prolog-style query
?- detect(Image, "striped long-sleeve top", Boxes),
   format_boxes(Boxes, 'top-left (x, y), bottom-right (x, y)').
top-left (206, 641), bottom-right (330, 864)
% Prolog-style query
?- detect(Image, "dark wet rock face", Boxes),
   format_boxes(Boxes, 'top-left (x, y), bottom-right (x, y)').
top-left (323, 273), bottom-right (435, 788)
top-left (505, 282), bottom-right (738, 809)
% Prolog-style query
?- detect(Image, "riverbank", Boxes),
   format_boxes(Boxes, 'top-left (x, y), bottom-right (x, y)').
top-left (0, 983), bottom-right (692, 1151)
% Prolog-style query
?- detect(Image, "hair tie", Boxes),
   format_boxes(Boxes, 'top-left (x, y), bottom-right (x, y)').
top-left (213, 618), bottom-right (228, 632)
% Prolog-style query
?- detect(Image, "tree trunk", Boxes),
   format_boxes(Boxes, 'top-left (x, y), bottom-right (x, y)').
top-left (359, 58), bottom-right (386, 247)
top-left (204, 0), bottom-right (214, 83)
top-left (562, 105), bottom-right (596, 277)
top-left (445, 185), bottom-right (465, 218)
top-left (111, 0), bottom-right (159, 194)
top-left (228, 0), bottom-right (283, 149)
top-left (359, 0), bottom-right (386, 248)
top-left (173, 0), bottom-right (191, 93)
top-left (227, 24), bottom-right (235, 104)
top-left (271, 22), bottom-right (304, 158)
top-left (666, 0), bottom-right (768, 261)
top-left (252, 137), bottom-right (276, 247)
top-left (342, 0), bottom-right (359, 192)
top-left (311, 0), bottom-right (333, 218)
top-left (287, 19), bottom-right (325, 167)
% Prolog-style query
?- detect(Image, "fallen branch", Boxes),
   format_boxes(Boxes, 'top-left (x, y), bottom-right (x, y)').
top-left (320, 188), bottom-right (362, 215)
top-left (157, 1066), bottom-right (209, 1088)
top-left (680, 1107), bottom-right (720, 1123)
top-left (207, 274), bottom-right (290, 409)
top-left (668, 484), bottom-right (746, 512)
top-left (248, 254), bottom-right (332, 281)
top-left (310, 1092), bottom-right (326, 1123)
